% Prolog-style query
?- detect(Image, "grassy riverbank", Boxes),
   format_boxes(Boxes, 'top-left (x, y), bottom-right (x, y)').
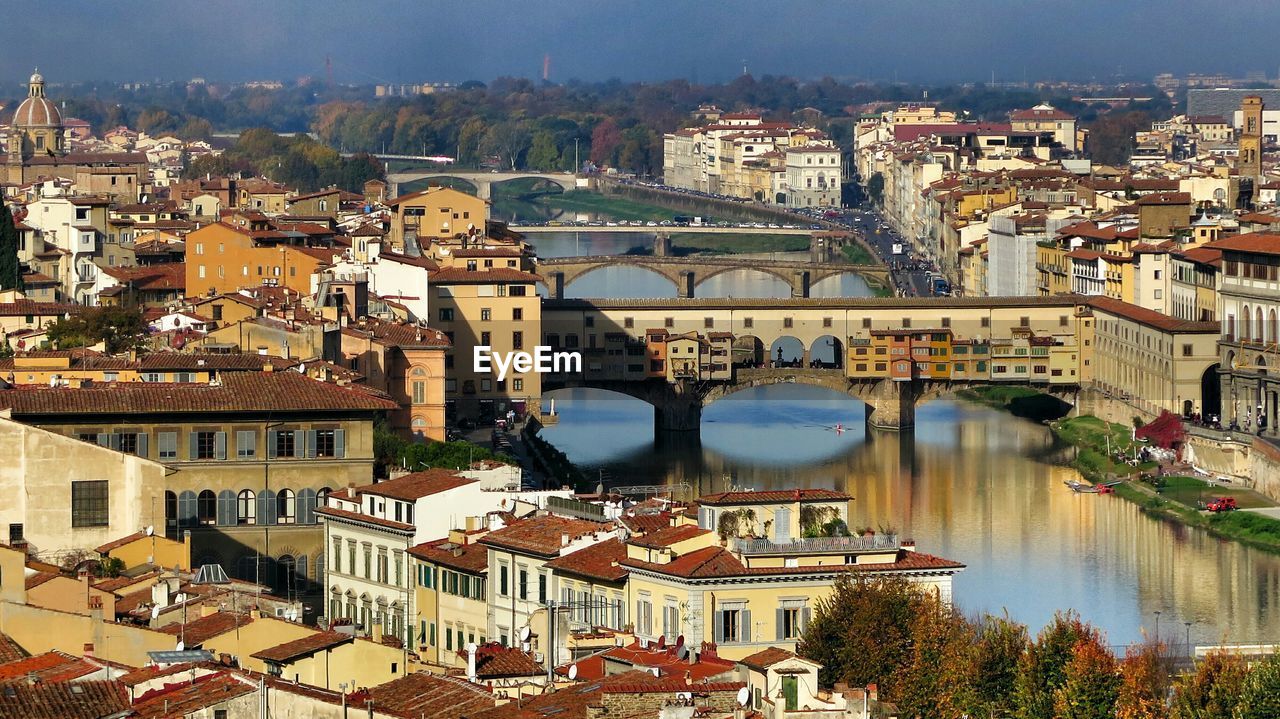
top-left (841, 243), bottom-right (876, 264)
top-left (957, 386), bottom-right (1073, 424)
top-left (1047, 415), bottom-right (1280, 553)
top-left (536, 190), bottom-right (679, 222)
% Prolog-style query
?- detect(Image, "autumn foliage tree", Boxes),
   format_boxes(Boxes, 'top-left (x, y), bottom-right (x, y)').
top-left (1014, 611), bottom-right (1099, 719)
top-left (1236, 652), bottom-right (1280, 719)
top-left (1171, 650), bottom-right (1247, 719)
top-left (1117, 638), bottom-right (1174, 719)
top-left (1054, 635), bottom-right (1120, 719)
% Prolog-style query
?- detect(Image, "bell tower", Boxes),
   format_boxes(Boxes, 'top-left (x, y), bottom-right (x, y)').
top-left (1239, 95), bottom-right (1264, 204)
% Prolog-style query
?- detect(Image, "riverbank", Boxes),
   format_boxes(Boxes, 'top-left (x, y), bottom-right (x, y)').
top-left (956, 386), bottom-right (1072, 423)
top-left (536, 189), bottom-right (676, 222)
top-left (1046, 414), bottom-right (1280, 554)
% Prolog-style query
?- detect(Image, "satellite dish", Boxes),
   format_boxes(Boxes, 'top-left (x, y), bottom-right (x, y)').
top-left (150, 606), bottom-right (160, 620)
top-left (676, 644), bottom-right (689, 661)
top-left (175, 641), bottom-right (185, 652)
top-left (145, 526), bottom-right (154, 536)
top-left (567, 664), bottom-right (578, 681)
top-left (520, 626), bottom-right (532, 642)
top-left (737, 687), bottom-right (751, 707)
top-left (650, 667), bottom-right (660, 677)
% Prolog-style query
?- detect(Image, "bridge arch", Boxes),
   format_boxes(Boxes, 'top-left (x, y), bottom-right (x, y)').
top-left (562, 263), bottom-right (678, 298)
top-left (810, 334), bottom-right (844, 368)
top-left (769, 336), bottom-right (806, 366)
top-left (733, 335), bottom-right (766, 367)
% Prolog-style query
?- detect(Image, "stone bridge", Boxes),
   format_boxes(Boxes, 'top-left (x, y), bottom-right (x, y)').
top-left (543, 368), bottom-right (1080, 434)
top-left (384, 171), bottom-right (576, 199)
top-left (537, 252), bottom-right (889, 299)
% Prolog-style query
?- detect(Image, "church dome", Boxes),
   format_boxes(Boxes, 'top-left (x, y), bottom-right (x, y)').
top-left (12, 68), bottom-right (62, 129)
top-left (12, 96), bottom-right (61, 128)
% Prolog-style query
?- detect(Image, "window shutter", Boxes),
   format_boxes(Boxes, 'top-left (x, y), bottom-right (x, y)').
top-left (293, 430), bottom-right (306, 458)
top-left (267, 430), bottom-right (278, 458)
top-left (216, 490), bottom-right (235, 526)
top-left (178, 490), bottom-right (197, 527)
top-left (136, 433), bottom-right (149, 458)
top-left (801, 607), bottom-right (812, 634)
top-left (214, 432), bottom-right (227, 460)
top-left (777, 608), bottom-right (785, 641)
top-left (740, 610), bottom-right (751, 643)
top-left (97, 433), bottom-right (110, 447)
top-left (713, 611), bottom-right (724, 643)
top-left (298, 488), bottom-right (317, 524)
top-left (258, 489), bottom-right (277, 525)
top-left (334, 429), bottom-right (346, 458)
top-left (188, 432), bottom-right (199, 460)
top-left (305, 430), bottom-right (318, 458)
top-left (108, 434), bottom-right (122, 450)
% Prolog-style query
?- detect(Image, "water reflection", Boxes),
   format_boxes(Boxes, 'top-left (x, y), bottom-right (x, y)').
top-left (539, 384), bottom-right (1280, 646)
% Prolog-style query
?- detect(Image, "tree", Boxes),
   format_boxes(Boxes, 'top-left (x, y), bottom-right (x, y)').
top-left (867, 172), bottom-right (885, 205)
top-left (0, 202), bottom-right (20, 291)
top-left (481, 121), bottom-right (531, 170)
top-left (45, 306), bottom-right (146, 353)
top-left (895, 596), bottom-right (978, 719)
top-left (1054, 637), bottom-right (1120, 719)
top-left (1117, 639), bottom-right (1174, 719)
top-left (589, 117), bottom-right (622, 167)
top-left (1015, 610), bottom-right (1099, 719)
top-left (1171, 651), bottom-right (1247, 719)
top-left (1236, 653), bottom-right (1280, 719)
top-left (526, 130), bottom-right (561, 171)
top-left (797, 574), bottom-right (930, 695)
top-left (972, 613), bottom-right (1030, 718)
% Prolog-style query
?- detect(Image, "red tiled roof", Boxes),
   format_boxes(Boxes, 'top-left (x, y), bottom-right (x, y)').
top-left (1135, 191), bottom-right (1191, 206)
top-left (251, 631), bottom-right (350, 663)
top-left (338, 318), bottom-right (450, 348)
top-left (739, 646), bottom-right (802, 671)
top-left (0, 300), bottom-right (80, 317)
top-left (101, 263), bottom-right (186, 292)
top-left (479, 515), bottom-right (611, 558)
top-left (1086, 296), bottom-right (1220, 334)
top-left (159, 612), bottom-right (254, 646)
top-left (358, 469), bottom-right (476, 501)
top-left (409, 539), bottom-right (489, 574)
top-left (130, 672), bottom-right (256, 718)
top-left (0, 651), bottom-right (95, 682)
top-left (465, 644), bottom-right (543, 678)
top-left (618, 512), bottom-right (674, 535)
top-left (622, 546), bottom-right (964, 580)
top-left (430, 267), bottom-right (540, 284)
top-left (94, 530), bottom-right (147, 554)
top-left (1010, 106), bottom-right (1075, 121)
top-left (0, 634), bottom-right (25, 666)
top-left (316, 506), bottom-right (415, 533)
top-left (1206, 232), bottom-right (1280, 257)
top-left (0, 680), bottom-right (129, 719)
top-left (1179, 247), bottom-right (1223, 267)
top-left (561, 641), bottom-right (736, 682)
top-left (627, 524), bottom-right (711, 549)
top-left (364, 671), bottom-right (496, 718)
top-left (543, 538), bottom-right (628, 583)
top-left (696, 489), bottom-right (851, 506)
top-left (0, 370), bottom-right (397, 416)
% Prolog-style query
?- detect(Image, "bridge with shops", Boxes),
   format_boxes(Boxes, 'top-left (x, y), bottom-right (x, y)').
top-left (538, 296), bottom-right (1088, 435)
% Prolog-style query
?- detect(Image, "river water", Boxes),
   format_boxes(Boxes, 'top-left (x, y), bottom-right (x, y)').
top-left (525, 226), bottom-right (1280, 648)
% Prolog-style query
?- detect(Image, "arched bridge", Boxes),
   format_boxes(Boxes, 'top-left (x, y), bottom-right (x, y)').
top-left (543, 369), bottom-right (1079, 434)
top-left (385, 171), bottom-right (576, 199)
top-left (537, 255), bottom-right (890, 298)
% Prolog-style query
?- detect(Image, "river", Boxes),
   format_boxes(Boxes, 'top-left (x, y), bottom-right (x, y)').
top-left (521, 217), bottom-right (1280, 648)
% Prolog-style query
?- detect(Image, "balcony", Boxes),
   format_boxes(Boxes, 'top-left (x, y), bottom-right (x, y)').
top-left (732, 534), bottom-right (900, 556)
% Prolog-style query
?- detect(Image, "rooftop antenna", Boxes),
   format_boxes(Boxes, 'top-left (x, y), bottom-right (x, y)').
top-left (742, 59), bottom-right (748, 76)
top-left (542, 54), bottom-right (551, 82)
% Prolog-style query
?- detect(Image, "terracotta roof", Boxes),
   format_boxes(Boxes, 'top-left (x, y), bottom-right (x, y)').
top-left (315, 506), bottom-right (415, 533)
top-left (0, 371), bottom-right (397, 416)
top-left (24, 571), bottom-right (58, 590)
top-left (94, 530), bottom-right (147, 555)
top-left (159, 612), bottom-right (253, 646)
top-left (358, 469), bottom-right (477, 501)
top-left (466, 644), bottom-right (543, 678)
top-left (1010, 106), bottom-right (1074, 121)
top-left (1179, 247), bottom-right (1223, 267)
top-left (408, 539), bottom-right (488, 574)
top-left (251, 631), bottom-right (350, 663)
top-left (0, 652), bottom-right (96, 682)
top-left (378, 252), bottom-right (440, 270)
top-left (364, 671), bottom-right (496, 718)
top-left (130, 672), bottom-right (256, 718)
top-left (448, 247), bottom-right (524, 257)
top-left (0, 680), bottom-right (129, 719)
top-left (622, 546), bottom-right (964, 580)
top-left (0, 634), bottom-right (25, 666)
top-left (618, 512), bottom-right (673, 535)
top-left (1086, 296), bottom-right (1220, 334)
top-left (739, 647), bottom-right (803, 671)
top-left (1135, 191), bottom-right (1191, 206)
top-left (560, 642), bottom-right (737, 682)
top-left (0, 300), bottom-right (79, 317)
top-left (430, 267), bottom-right (540, 284)
top-left (339, 318), bottom-right (450, 348)
top-left (543, 538), bottom-right (628, 583)
top-left (627, 524), bottom-right (711, 549)
top-left (479, 515), bottom-right (611, 558)
top-left (696, 489), bottom-right (852, 506)
top-left (1238, 212), bottom-right (1280, 224)
top-left (1206, 232), bottom-right (1280, 257)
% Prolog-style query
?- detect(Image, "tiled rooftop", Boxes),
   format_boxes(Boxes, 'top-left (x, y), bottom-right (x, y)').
top-left (479, 515), bottom-right (611, 558)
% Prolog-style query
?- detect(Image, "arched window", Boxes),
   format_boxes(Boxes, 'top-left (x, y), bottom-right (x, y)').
top-left (277, 489), bottom-right (296, 524)
top-left (345, 591), bottom-right (357, 620)
top-left (1243, 305), bottom-right (1251, 341)
top-left (317, 487), bottom-right (332, 508)
top-left (237, 490), bottom-right (256, 525)
top-left (411, 417), bottom-right (426, 440)
top-left (1271, 308), bottom-right (1278, 345)
top-left (236, 555), bottom-right (259, 583)
top-left (197, 490), bottom-right (217, 526)
top-left (330, 589), bottom-right (341, 620)
top-left (1257, 306), bottom-right (1265, 343)
top-left (277, 555), bottom-right (298, 599)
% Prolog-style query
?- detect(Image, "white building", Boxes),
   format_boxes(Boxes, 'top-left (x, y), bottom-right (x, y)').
top-left (785, 143), bottom-right (842, 208)
top-left (20, 182), bottom-right (111, 305)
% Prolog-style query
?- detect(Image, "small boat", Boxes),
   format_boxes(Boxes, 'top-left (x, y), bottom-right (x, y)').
top-left (1065, 480), bottom-right (1100, 493)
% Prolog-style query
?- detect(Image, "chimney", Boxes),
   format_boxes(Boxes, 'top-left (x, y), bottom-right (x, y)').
top-left (560, 533), bottom-right (570, 547)
top-left (466, 643), bottom-right (478, 682)
top-left (901, 538), bottom-right (916, 552)
top-left (867, 683), bottom-right (878, 702)
top-left (82, 643), bottom-right (94, 657)
top-left (371, 620), bottom-right (383, 643)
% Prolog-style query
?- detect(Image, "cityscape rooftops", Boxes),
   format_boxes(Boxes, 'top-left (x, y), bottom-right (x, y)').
top-left (409, 538), bottom-right (489, 573)
top-left (357, 469), bottom-right (478, 501)
top-left (478, 515), bottom-right (611, 558)
top-left (696, 488), bottom-right (852, 506)
top-left (542, 537), bottom-right (628, 582)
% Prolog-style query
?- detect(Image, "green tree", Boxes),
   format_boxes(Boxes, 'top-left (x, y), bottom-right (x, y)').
top-left (1236, 653), bottom-right (1280, 719)
top-left (1117, 639), bottom-right (1174, 719)
top-left (0, 202), bottom-right (20, 290)
top-left (456, 116), bottom-right (488, 166)
top-left (1171, 651), bottom-right (1247, 719)
top-left (1015, 610), bottom-right (1098, 719)
top-left (480, 121), bottom-right (531, 170)
top-left (1054, 636), bottom-right (1120, 719)
top-left (797, 574), bottom-right (929, 695)
top-left (866, 172), bottom-right (885, 205)
top-left (973, 613), bottom-right (1030, 718)
top-left (896, 596), bottom-right (978, 719)
top-left (45, 306), bottom-right (146, 353)
top-left (526, 130), bottom-right (561, 171)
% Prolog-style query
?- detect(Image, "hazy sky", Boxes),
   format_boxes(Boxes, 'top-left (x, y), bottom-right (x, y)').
top-left (4, 0), bottom-right (1278, 85)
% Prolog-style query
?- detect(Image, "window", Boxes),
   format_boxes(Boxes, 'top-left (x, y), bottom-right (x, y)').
top-left (784, 317), bottom-right (793, 328)
top-left (236, 430), bottom-right (256, 458)
top-left (197, 490), bottom-right (216, 526)
top-left (363, 545), bottom-right (372, 580)
top-left (238, 490), bottom-right (256, 525)
top-left (412, 381), bottom-right (425, 404)
top-left (277, 489), bottom-right (296, 524)
top-left (438, 308), bottom-right (454, 322)
top-left (513, 307), bottom-right (523, 321)
top-left (512, 331), bottom-right (523, 350)
top-left (333, 538), bottom-right (342, 573)
top-left (274, 431), bottom-right (296, 458)
top-left (1182, 344), bottom-right (1193, 357)
top-left (513, 378), bottom-right (523, 391)
top-left (158, 431), bottom-right (177, 459)
top-left (499, 563), bottom-right (509, 596)
top-left (314, 429), bottom-right (337, 457)
top-left (538, 573), bottom-right (547, 604)
top-left (194, 431), bottom-right (217, 460)
top-left (71, 481), bottom-right (109, 528)
top-left (625, 317), bottom-right (635, 328)
top-left (717, 608), bottom-right (745, 643)
top-left (782, 607), bottom-right (804, 639)
top-left (480, 331), bottom-right (491, 346)
top-left (823, 317), bottom-right (833, 328)
top-left (518, 567), bottom-right (528, 600)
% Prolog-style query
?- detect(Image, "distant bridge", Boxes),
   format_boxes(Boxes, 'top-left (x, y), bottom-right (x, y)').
top-left (538, 295), bottom-right (1091, 435)
top-left (384, 171), bottom-right (577, 199)
top-left (511, 225), bottom-right (813, 235)
top-left (537, 254), bottom-right (888, 299)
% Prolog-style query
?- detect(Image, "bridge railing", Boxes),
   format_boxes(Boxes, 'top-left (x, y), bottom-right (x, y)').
top-left (732, 534), bottom-right (900, 555)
